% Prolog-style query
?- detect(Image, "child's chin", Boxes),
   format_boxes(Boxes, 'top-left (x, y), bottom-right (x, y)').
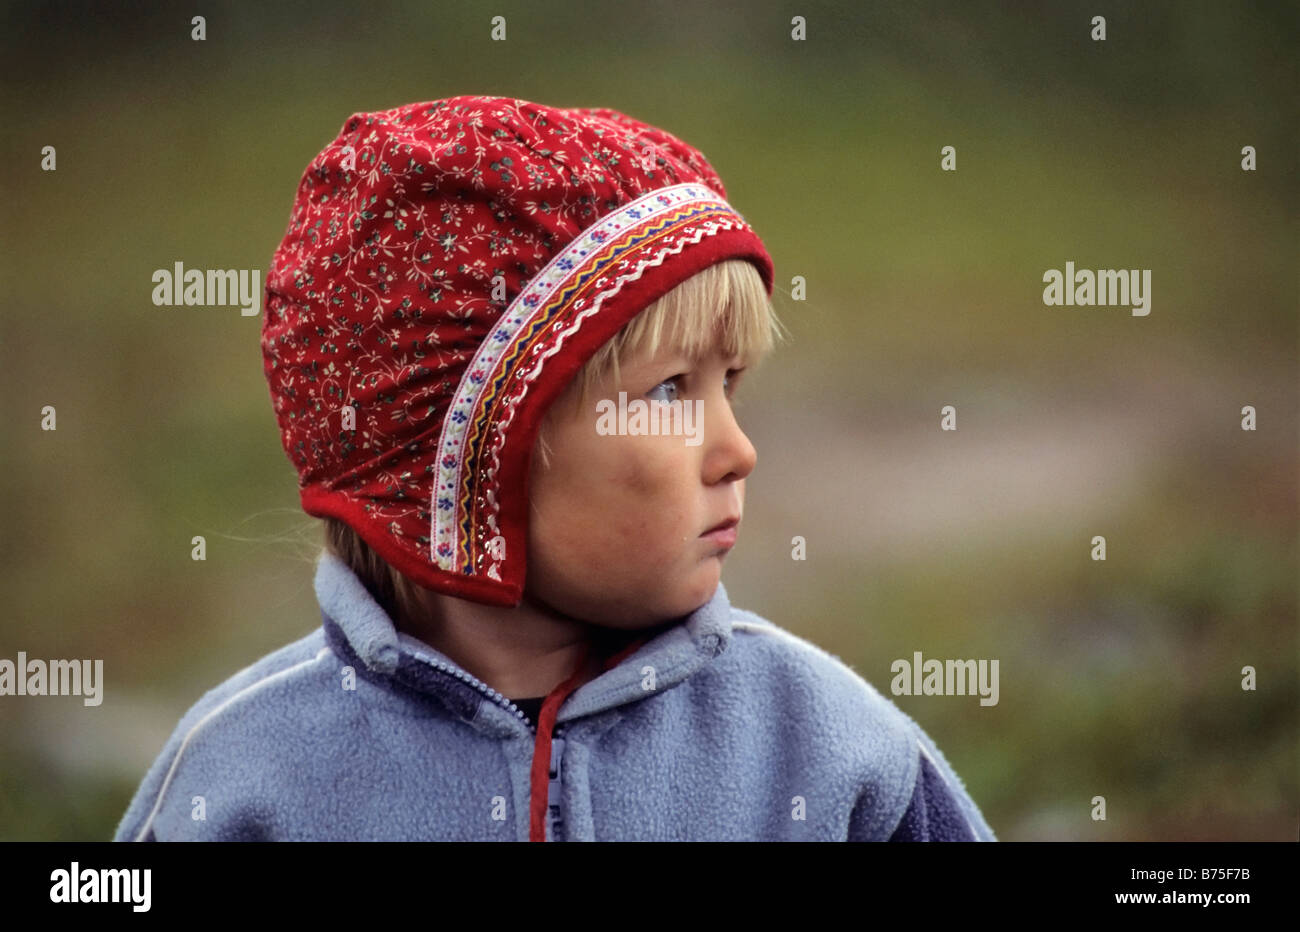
top-left (671, 569), bottom-right (722, 616)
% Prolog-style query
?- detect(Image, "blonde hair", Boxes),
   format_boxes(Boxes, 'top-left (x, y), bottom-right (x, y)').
top-left (322, 258), bottom-right (786, 622)
top-left (537, 258), bottom-right (786, 469)
top-left (322, 515), bottom-right (427, 629)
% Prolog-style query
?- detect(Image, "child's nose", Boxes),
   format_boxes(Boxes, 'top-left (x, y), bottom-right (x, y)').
top-left (704, 396), bottom-right (757, 484)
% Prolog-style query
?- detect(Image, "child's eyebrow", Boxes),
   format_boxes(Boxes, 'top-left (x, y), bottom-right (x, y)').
top-left (651, 355), bottom-right (746, 374)
top-left (670, 344), bottom-right (752, 366)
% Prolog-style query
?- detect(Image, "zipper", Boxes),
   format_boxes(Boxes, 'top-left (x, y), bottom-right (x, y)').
top-left (547, 735), bottom-right (566, 842)
top-left (407, 650), bottom-right (538, 731)
top-left (407, 649), bottom-right (566, 839)
top-left (411, 635), bottom-right (646, 841)
top-left (402, 632), bottom-right (647, 842)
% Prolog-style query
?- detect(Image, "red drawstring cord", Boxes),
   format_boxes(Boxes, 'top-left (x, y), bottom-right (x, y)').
top-left (528, 635), bottom-right (649, 841)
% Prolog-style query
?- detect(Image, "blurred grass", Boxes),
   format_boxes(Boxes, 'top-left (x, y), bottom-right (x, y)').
top-left (1, 0), bottom-right (1295, 840)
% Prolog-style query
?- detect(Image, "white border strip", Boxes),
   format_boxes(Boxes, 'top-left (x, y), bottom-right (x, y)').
top-left (132, 648), bottom-right (329, 841)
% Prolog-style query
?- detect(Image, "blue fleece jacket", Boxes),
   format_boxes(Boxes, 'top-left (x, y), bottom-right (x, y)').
top-left (113, 551), bottom-right (995, 841)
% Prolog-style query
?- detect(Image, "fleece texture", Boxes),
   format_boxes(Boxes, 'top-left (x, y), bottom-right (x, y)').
top-left (113, 552), bottom-right (996, 842)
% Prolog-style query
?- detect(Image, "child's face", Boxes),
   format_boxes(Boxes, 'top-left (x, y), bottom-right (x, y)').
top-left (526, 337), bottom-right (756, 628)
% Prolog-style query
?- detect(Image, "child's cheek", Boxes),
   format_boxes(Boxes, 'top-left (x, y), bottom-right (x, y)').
top-left (613, 436), bottom-right (687, 500)
top-left (622, 441), bottom-right (696, 544)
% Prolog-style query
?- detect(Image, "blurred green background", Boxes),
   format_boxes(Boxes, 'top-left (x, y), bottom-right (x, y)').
top-left (1, 0), bottom-right (1295, 840)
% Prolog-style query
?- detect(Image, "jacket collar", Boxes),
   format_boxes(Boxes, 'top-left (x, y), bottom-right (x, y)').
top-left (313, 550), bottom-right (733, 729)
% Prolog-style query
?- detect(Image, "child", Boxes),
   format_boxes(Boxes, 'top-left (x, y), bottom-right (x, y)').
top-left (114, 97), bottom-right (995, 842)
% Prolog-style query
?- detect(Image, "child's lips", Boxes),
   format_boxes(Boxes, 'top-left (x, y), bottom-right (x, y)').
top-left (700, 517), bottom-right (739, 549)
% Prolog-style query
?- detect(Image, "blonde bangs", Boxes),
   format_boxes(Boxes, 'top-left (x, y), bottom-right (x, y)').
top-left (578, 258), bottom-right (786, 403)
top-left (534, 259), bottom-right (786, 470)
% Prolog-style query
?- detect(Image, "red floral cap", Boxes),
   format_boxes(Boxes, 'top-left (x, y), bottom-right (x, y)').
top-left (262, 96), bottom-right (775, 607)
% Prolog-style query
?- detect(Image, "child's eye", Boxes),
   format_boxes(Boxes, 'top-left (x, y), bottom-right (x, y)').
top-left (646, 368), bottom-right (745, 404)
top-left (646, 376), bottom-right (683, 404)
